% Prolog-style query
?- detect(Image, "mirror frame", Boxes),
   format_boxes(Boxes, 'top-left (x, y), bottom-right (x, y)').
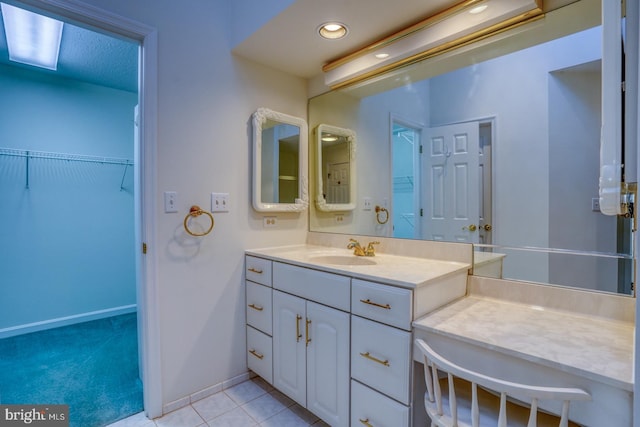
top-left (315, 124), bottom-right (357, 212)
top-left (252, 107), bottom-right (309, 212)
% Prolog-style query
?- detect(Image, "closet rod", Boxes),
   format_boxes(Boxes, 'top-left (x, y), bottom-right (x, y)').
top-left (0, 147), bottom-right (133, 166)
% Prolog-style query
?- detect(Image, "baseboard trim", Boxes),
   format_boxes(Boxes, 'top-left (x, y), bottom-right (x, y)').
top-left (0, 305), bottom-right (137, 339)
top-left (161, 371), bottom-right (252, 416)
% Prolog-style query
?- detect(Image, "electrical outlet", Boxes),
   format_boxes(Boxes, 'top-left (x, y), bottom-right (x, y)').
top-left (335, 213), bottom-right (344, 223)
top-left (163, 191), bottom-right (178, 213)
top-left (211, 192), bottom-right (229, 212)
top-left (363, 197), bottom-right (372, 211)
top-left (263, 216), bottom-right (277, 228)
top-left (592, 197), bottom-right (601, 212)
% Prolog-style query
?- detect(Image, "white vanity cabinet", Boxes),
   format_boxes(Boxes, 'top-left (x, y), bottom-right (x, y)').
top-left (350, 279), bottom-right (413, 426)
top-left (272, 262), bottom-right (351, 427)
top-left (245, 256), bottom-right (274, 384)
top-left (245, 245), bottom-right (471, 427)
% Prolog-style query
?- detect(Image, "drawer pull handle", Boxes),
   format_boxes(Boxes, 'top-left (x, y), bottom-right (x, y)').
top-left (360, 351), bottom-right (390, 367)
top-left (296, 315), bottom-right (302, 342)
top-left (360, 299), bottom-right (391, 310)
top-left (306, 318), bottom-right (312, 347)
top-left (359, 418), bottom-right (374, 427)
top-left (248, 303), bottom-right (263, 311)
top-left (249, 349), bottom-right (264, 359)
top-left (248, 267), bottom-right (263, 274)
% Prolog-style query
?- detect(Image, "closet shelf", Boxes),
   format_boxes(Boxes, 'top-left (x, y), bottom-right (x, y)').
top-left (0, 147), bottom-right (133, 166)
top-left (0, 147), bottom-right (134, 190)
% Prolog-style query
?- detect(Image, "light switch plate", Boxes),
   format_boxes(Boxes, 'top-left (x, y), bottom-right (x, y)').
top-left (164, 191), bottom-right (178, 213)
top-left (363, 197), bottom-right (372, 211)
top-left (211, 192), bottom-right (229, 212)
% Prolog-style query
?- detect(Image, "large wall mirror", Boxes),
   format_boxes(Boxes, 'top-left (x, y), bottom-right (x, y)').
top-left (315, 124), bottom-right (357, 212)
top-left (252, 108), bottom-right (308, 212)
top-left (309, 0), bottom-right (636, 296)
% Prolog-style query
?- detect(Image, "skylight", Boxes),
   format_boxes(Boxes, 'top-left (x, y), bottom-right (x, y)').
top-left (1, 3), bottom-right (63, 70)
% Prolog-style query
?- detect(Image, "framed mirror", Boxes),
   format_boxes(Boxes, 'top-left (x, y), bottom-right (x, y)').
top-left (315, 124), bottom-right (357, 212)
top-left (252, 108), bottom-right (308, 212)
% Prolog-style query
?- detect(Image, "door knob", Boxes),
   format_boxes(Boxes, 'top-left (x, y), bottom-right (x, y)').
top-left (463, 224), bottom-right (477, 232)
top-left (483, 224), bottom-right (493, 231)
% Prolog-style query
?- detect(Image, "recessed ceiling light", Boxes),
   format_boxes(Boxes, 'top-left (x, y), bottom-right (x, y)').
top-left (318, 22), bottom-right (348, 40)
top-left (375, 53), bottom-right (390, 59)
top-left (469, 4), bottom-right (489, 14)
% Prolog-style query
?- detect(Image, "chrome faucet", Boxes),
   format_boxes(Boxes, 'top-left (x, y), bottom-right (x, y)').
top-left (348, 239), bottom-right (379, 257)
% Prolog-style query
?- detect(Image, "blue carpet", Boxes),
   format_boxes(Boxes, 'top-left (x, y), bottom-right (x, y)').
top-left (0, 313), bottom-right (143, 427)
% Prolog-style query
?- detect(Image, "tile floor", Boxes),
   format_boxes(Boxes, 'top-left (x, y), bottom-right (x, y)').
top-left (106, 378), bottom-right (331, 427)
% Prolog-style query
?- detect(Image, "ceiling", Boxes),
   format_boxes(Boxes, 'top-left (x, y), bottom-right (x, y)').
top-left (0, 6), bottom-right (138, 93)
top-left (0, 0), bottom-right (462, 92)
top-left (232, 0), bottom-right (462, 79)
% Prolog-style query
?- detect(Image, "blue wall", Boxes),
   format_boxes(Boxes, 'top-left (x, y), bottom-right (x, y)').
top-left (0, 63), bottom-right (138, 332)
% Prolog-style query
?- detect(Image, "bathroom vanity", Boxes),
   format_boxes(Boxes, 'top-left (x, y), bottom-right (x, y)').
top-left (413, 275), bottom-right (635, 427)
top-left (245, 234), bottom-right (634, 427)
top-left (245, 234), bottom-right (472, 427)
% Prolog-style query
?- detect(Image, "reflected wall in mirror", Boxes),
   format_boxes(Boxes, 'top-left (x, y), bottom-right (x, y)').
top-left (252, 108), bottom-right (308, 212)
top-left (308, 0), bottom-right (635, 295)
top-left (315, 124), bottom-right (357, 212)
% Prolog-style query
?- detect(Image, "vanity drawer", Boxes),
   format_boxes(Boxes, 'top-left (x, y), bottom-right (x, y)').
top-left (246, 325), bottom-right (273, 384)
top-left (273, 262), bottom-right (350, 312)
top-left (246, 255), bottom-right (272, 286)
top-left (352, 279), bottom-right (412, 330)
top-left (351, 315), bottom-right (411, 405)
top-left (351, 380), bottom-right (409, 427)
top-left (246, 281), bottom-right (272, 335)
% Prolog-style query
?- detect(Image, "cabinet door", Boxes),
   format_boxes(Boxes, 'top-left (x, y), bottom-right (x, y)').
top-left (273, 290), bottom-right (306, 406)
top-left (306, 301), bottom-right (350, 427)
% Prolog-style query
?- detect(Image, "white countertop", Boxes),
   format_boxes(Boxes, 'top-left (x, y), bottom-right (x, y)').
top-left (246, 244), bottom-right (471, 289)
top-left (413, 295), bottom-right (634, 391)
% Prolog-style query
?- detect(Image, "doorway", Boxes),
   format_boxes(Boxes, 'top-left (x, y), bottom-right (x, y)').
top-left (0, 0), bottom-right (160, 421)
top-left (391, 117), bottom-right (423, 239)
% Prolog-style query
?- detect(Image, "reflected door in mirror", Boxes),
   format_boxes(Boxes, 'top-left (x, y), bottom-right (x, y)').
top-left (315, 124), bottom-right (357, 212)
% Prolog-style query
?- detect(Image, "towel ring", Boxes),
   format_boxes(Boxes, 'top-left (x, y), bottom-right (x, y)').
top-left (184, 205), bottom-right (214, 237)
top-left (375, 205), bottom-right (389, 225)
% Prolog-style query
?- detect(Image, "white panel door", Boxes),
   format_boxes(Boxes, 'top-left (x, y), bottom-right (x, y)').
top-left (273, 291), bottom-right (307, 406)
top-left (326, 161), bottom-right (350, 204)
top-left (306, 301), bottom-right (350, 427)
top-left (423, 122), bottom-right (480, 243)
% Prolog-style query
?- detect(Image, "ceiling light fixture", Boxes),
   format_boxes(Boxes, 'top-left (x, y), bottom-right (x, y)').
top-left (375, 53), bottom-right (390, 59)
top-left (323, 0), bottom-right (543, 89)
top-left (469, 5), bottom-right (489, 14)
top-left (322, 134), bottom-right (339, 142)
top-left (1, 3), bottom-right (64, 70)
top-left (318, 22), bottom-right (348, 40)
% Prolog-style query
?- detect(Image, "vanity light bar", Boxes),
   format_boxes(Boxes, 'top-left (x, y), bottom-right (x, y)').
top-left (323, 0), bottom-right (542, 89)
top-left (1, 2), bottom-right (64, 70)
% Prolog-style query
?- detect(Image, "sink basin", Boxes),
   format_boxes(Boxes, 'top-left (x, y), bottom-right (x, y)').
top-left (309, 255), bottom-right (377, 266)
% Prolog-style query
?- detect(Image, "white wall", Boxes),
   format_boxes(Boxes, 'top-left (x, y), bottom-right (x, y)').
top-left (42, 0), bottom-right (309, 407)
